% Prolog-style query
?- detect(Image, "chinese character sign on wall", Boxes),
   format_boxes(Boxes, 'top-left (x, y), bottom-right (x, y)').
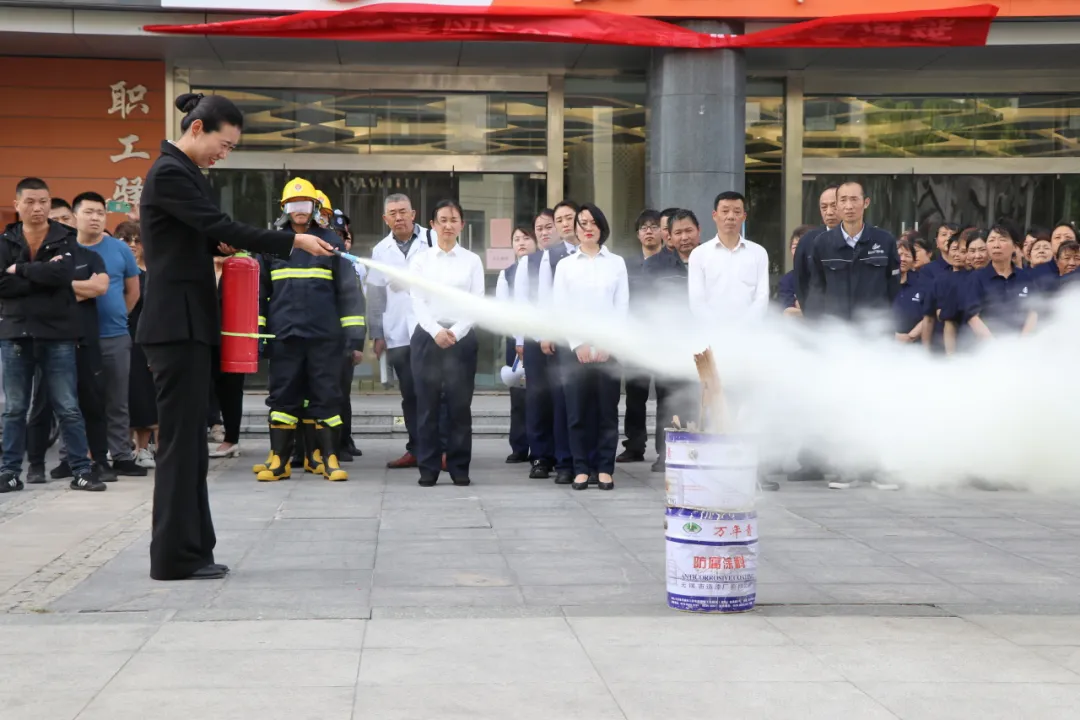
top-left (0, 58), bottom-right (165, 229)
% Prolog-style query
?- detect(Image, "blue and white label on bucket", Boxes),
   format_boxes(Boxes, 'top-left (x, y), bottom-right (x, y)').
top-left (664, 434), bottom-right (758, 510)
top-left (666, 507), bottom-right (757, 613)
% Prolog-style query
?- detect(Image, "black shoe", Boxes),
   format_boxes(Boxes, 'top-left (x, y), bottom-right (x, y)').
top-left (211, 563), bottom-right (231, 574)
top-left (185, 564), bottom-right (227, 580)
top-left (529, 460), bottom-right (552, 479)
top-left (50, 461), bottom-right (73, 479)
top-left (588, 473), bottom-right (599, 486)
top-left (113, 459), bottom-right (148, 476)
top-left (95, 462), bottom-right (118, 483)
top-left (553, 469), bottom-right (574, 485)
top-left (598, 478), bottom-right (615, 491)
top-left (505, 451), bottom-right (530, 464)
top-left (758, 479), bottom-right (780, 492)
top-left (70, 471), bottom-right (106, 492)
top-left (418, 474), bottom-right (438, 487)
top-left (651, 458), bottom-right (665, 473)
top-left (615, 450), bottom-right (645, 463)
top-left (0, 471), bottom-right (24, 493)
top-left (27, 464), bottom-right (46, 485)
top-left (451, 476), bottom-right (471, 487)
top-left (789, 468), bottom-right (825, 482)
top-left (571, 476), bottom-right (590, 490)
top-left (338, 447), bottom-right (354, 463)
top-left (345, 444), bottom-right (362, 458)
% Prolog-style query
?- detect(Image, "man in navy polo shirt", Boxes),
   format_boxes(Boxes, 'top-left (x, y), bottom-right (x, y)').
top-left (961, 220), bottom-right (1038, 340)
top-left (72, 192), bottom-right (145, 477)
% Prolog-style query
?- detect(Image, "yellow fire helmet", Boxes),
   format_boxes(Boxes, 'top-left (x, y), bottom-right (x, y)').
top-left (280, 177), bottom-right (318, 207)
top-left (316, 190), bottom-right (333, 215)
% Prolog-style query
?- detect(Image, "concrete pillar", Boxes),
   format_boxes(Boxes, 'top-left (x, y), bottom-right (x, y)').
top-left (647, 20), bottom-right (746, 227)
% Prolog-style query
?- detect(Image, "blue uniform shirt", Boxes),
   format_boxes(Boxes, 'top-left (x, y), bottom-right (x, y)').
top-left (776, 271), bottom-right (796, 310)
top-left (892, 270), bottom-right (926, 334)
top-left (81, 235), bottom-right (140, 339)
top-left (960, 265), bottom-right (1034, 334)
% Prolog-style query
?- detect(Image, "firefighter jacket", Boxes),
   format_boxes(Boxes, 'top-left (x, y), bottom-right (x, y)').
top-left (258, 226), bottom-right (366, 350)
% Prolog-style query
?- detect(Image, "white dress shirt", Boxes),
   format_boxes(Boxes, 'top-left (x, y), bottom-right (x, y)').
top-left (409, 242), bottom-right (485, 340)
top-left (551, 246), bottom-right (629, 350)
top-left (536, 240), bottom-right (579, 307)
top-left (687, 235), bottom-right (770, 324)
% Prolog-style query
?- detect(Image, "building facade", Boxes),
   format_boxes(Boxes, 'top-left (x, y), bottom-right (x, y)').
top-left (2, 1), bottom-right (1078, 386)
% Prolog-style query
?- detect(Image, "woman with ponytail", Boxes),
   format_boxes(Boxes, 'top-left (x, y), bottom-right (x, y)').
top-left (139, 93), bottom-right (334, 582)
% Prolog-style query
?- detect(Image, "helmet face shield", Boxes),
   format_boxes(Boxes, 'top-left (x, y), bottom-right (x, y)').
top-left (284, 200), bottom-right (314, 215)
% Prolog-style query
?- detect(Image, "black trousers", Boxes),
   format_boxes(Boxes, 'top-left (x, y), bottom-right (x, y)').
top-left (387, 345), bottom-right (417, 454)
top-left (27, 343), bottom-right (108, 467)
top-left (266, 337), bottom-right (345, 423)
top-left (561, 355), bottom-right (621, 476)
top-left (410, 328), bottom-right (477, 478)
top-left (339, 353), bottom-right (356, 450)
top-left (523, 340), bottom-right (553, 463)
top-left (208, 345), bottom-right (245, 445)
top-left (144, 341), bottom-right (215, 581)
top-left (508, 386), bottom-right (528, 455)
top-left (623, 371), bottom-right (650, 454)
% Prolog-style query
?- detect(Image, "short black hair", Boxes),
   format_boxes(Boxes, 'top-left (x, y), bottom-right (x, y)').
top-left (989, 217), bottom-right (1023, 246)
top-left (72, 191), bottom-right (107, 213)
top-left (576, 203), bottom-right (610, 246)
top-left (671, 209), bottom-right (700, 230)
top-left (431, 198), bottom-right (464, 223)
top-left (176, 92), bottom-right (244, 134)
top-left (535, 208), bottom-right (554, 222)
top-left (1026, 224), bottom-right (1049, 238)
top-left (50, 198), bottom-right (71, 212)
top-left (659, 207), bottom-right (680, 231)
top-left (837, 180), bottom-right (866, 198)
top-left (791, 224), bottom-right (814, 245)
top-left (635, 209), bottom-right (662, 231)
top-left (16, 177), bottom-right (49, 196)
top-left (1030, 236), bottom-right (1052, 250)
top-left (713, 191), bottom-right (746, 210)
top-left (913, 234), bottom-right (935, 258)
top-left (1057, 239), bottom-right (1080, 259)
top-left (1052, 222), bottom-right (1078, 240)
top-left (821, 185), bottom-right (841, 195)
top-left (553, 200), bottom-right (579, 216)
top-left (965, 228), bottom-right (989, 246)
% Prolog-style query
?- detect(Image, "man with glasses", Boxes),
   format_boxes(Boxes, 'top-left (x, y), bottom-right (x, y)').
top-left (617, 209), bottom-right (665, 465)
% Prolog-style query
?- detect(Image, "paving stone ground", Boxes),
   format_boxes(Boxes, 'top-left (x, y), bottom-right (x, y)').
top-left (4, 438), bottom-right (1080, 719)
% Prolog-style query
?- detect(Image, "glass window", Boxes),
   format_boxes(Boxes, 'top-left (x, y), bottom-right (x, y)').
top-left (193, 87), bottom-right (547, 156)
top-left (563, 76), bottom-right (647, 248)
top-left (805, 95), bottom-right (1080, 158)
top-left (746, 80), bottom-right (785, 275)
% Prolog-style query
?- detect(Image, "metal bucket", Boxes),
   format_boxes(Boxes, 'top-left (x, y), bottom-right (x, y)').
top-left (664, 431), bottom-right (758, 511)
top-left (665, 507), bottom-right (758, 613)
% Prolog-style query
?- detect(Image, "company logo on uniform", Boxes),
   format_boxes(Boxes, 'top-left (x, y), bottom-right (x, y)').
top-left (682, 522), bottom-right (702, 534)
top-left (872, 243), bottom-right (881, 251)
top-left (913, 293), bottom-right (920, 301)
top-left (1020, 286), bottom-right (1029, 297)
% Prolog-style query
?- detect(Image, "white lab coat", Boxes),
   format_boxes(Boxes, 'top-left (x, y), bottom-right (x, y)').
top-left (368, 224), bottom-right (434, 350)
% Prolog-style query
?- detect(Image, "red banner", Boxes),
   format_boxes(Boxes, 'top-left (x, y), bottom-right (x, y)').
top-left (145, 4), bottom-right (998, 48)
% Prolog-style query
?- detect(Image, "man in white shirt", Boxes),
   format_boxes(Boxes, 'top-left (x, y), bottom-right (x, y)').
top-left (367, 193), bottom-right (433, 469)
top-left (687, 190), bottom-right (777, 491)
top-left (408, 199), bottom-right (485, 486)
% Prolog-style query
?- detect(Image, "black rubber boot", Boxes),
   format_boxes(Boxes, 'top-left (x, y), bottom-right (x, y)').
top-left (256, 424), bottom-right (295, 482)
top-left (316, 424), bottom-right (348, 482)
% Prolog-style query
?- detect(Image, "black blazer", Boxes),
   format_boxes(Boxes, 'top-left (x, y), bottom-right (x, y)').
top-left (136, 141), bottom-right (294, 346)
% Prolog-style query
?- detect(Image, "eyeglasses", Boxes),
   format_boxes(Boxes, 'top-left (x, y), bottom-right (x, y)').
top-left (639, 224), bottom-right (660, 232)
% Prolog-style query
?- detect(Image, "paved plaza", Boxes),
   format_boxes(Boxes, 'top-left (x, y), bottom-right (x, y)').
top-left (3, 435), bottom-right (1080, 719)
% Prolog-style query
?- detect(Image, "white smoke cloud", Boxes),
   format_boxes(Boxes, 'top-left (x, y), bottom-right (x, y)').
top-left (354, 255), bottom-right (1080, 490)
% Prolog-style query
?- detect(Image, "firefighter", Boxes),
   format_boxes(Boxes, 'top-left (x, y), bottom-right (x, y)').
top-left (255, 178), bottom-right (366, 482)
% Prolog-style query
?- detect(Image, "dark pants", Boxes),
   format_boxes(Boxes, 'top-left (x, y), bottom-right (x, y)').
top-left (410, 328), bottom-right (477, 479)
top-left (266, 337), bottom-right (345, 424)
top-left (27, 343), bottom-right (109, 467)
top-left (508, 387), bottom-right (528, 456)
top-left (143, 341), bottom-right (215, 581)
top-left (209, 345), bottom-right (245, 445)
top-left (387, 344), bottom-right (417, 454)
top-left (523, 340), bottom-right (553, 463)
top-left (549, 349), bottom-right (572, 472)
top-left (623, 371), bottom-right (650, 455)
top-left (339, 354), bottom-right (356, 450)
top-left (561, 355), bottom-right (621, 476)
top-left (1, 339), bottom-right (90, 476)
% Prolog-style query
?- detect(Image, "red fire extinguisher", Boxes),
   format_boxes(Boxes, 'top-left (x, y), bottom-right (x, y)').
top-left (220, 252), bottom-right (261, 374)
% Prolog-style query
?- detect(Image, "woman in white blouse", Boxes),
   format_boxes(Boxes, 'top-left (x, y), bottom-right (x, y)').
top-left (408, 199), bottom-right (486, 487)
top-left (551, 203), bottom-right (629, 491)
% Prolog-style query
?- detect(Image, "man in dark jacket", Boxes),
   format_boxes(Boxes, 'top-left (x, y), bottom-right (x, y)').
top-left (793, 186), bottom-right (840, 316)
top-left (642, 208), bottom-right (700, 472)
top-left (0, 178), bottom-right (101, 493)
top-left (138, 96), bottom-right (332, 583)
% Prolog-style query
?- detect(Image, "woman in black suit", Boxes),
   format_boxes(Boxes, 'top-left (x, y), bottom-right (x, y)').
top-left (138, 93), bottom-right (333, 581)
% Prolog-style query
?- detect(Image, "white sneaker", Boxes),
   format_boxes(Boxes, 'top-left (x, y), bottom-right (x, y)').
top-left (828, 477), bottom-right (862, 490)
top-left (135, 448), bottom-right (156, 469)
